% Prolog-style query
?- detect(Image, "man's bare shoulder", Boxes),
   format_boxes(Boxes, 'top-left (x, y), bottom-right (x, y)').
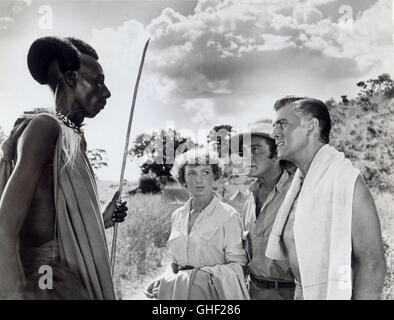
top-left (17, 115), bottom-right (60, 162)
top-left (353, 175), bottom-right (374, 208)
top-left (28, 114), bottom-right (60, 134)
top-left (352, 175), bottom-right (382, 252)
top-left (21, 115), bottom-right (59, 142)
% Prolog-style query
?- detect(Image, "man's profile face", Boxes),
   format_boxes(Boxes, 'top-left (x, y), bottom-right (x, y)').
top-left (272, 103), bottom-right (308, 162)
top-left (243, 136), bottom-right (276, 178)
top-left (73, 54), bottom-right (111, 118)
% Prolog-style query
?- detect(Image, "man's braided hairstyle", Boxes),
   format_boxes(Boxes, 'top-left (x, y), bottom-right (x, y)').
top-left (27, 36), bottom-right (98, 90)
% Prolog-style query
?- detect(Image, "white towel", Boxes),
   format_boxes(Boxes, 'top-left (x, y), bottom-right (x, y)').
top-left (266, 144), bottom-right (359, 299)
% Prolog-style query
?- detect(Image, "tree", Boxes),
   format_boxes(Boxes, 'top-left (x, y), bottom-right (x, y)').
top-left (341, 95), bottom-right (349, 104)
top-left (129, 129), bottom-right (196, 185)
top-left (87, 148), bottom-right (108, 170)
top-left (207, 125), bottom-right (233, 158)
top-left (357, 73), bottom-right (394, 97)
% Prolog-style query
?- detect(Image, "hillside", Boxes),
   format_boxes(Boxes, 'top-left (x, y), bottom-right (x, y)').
top-left (327, 91), bottom-right (394, 193)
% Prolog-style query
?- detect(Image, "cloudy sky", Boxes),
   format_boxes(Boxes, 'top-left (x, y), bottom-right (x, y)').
top-left (0, 0), bottom-right (393, 181)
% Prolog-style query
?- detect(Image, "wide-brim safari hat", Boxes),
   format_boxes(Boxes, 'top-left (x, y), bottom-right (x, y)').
top-left (231, 119), bottom-right (274, 142)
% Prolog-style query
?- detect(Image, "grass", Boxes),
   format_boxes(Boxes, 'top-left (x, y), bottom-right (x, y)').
top-left (98, 183), bottom-right (179, 299)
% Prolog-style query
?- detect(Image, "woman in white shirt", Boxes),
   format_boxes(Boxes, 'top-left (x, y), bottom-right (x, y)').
top-left (145, 148), bottom-right (249, 300)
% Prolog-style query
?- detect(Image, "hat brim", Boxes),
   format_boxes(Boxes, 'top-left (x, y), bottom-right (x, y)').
top-left (230, 130), bottom-right (273, 142)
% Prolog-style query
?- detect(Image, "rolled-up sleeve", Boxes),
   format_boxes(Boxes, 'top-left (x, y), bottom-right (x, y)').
top-left (223, 211), bottom-right (249, 265)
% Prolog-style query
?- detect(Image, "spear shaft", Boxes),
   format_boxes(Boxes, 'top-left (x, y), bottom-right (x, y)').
top-left (111, 38), bottom-right (150, 275)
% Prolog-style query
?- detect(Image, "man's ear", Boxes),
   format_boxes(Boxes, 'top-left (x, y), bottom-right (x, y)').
top-left (306, 118), bottom-right (319, 136)
top-left (64, 71), bottom-right (78, 88)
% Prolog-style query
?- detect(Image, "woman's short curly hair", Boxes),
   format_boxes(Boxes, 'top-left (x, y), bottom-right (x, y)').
top-left (171, 148), bottom-right (223, 186)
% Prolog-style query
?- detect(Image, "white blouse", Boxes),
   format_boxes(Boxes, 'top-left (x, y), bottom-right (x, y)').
top-left (168, 196), bottom-right (248, 268)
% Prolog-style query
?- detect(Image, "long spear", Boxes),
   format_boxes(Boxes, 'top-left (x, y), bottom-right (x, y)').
top-left (111, 38), bottom-right (150, 275)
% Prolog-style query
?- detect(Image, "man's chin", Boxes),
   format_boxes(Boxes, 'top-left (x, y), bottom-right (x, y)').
top-left (86, 110), bottom-right (102, 118)
top-left (278, 155), bottom-right (291, 162)
top-left (246, 169), bottom-right (259, 178)
top-left (277, 150), bottom-right (288, 160)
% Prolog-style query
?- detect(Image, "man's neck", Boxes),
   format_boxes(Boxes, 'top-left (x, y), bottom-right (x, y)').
top-left (56, 95), bottom-right (84, 127)
top-left (257, 164), bottom-right (282, 188)
top-left (67, 113), bottom-right (84, 128)
top-left (294, 142), bottom-right (325, 177)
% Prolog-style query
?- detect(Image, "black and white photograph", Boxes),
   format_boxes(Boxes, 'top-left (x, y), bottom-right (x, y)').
top-left (0, 0), bottom-right (393, 302)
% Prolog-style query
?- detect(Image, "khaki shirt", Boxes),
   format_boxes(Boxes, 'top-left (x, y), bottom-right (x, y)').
top-left (242, 170), bottom-right (294, 282)
top-left (168, 196), bottom-right (248, 268)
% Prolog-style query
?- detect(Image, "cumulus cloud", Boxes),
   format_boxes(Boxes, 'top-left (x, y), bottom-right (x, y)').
top-left (144, 0), bottom-right (393, 102)
top-left (293, 6), bottom-right (324, 24)
top-left (182, 98), bottom-right (216, 127)
top-left (0, 16), bottom-right (14, 30)
top-left (11, 0), bottom-right (32, 15)
top-left (88, 0), bottom-right (393, 135)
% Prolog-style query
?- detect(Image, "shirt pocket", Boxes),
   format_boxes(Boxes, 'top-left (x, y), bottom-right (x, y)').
top-left (197, 227), bottom-right (220, 243)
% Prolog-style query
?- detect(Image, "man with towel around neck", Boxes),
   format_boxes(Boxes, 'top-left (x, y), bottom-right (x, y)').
top-left (0, 37), bottom-right (127, 299)
top-left (266, 96), bottom-right (386, 299)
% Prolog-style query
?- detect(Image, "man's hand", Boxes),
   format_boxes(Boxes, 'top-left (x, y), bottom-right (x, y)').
top-left (103, 191), bottom-right (128, 229)
top-left (144, 279), bottom-right (161, 299)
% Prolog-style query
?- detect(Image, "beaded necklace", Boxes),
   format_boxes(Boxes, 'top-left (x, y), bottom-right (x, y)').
top-left (56, 112), bottom-right (84, 136)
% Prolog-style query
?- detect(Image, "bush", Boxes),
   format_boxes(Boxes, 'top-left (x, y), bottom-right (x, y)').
top-left (138, 173), bottom-right (162, 194)
top-left (328, 88), bottom-right (394, 193)
top-left (384, 86), bottom-right (394, 99)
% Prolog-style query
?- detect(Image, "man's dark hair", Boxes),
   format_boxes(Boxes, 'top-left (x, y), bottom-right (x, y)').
top-left (273, 95), bottom-right (307, 110)
top-left (274, 95), bottom-right (331, 144)
top-left (27, 36), bottom-right (98, 91)
top-left (260, 136), bottom-right (277, 159)
top-left (256, 135), bottom-right (295, 169)
top-left (66, 37), bottom-right (98, 60)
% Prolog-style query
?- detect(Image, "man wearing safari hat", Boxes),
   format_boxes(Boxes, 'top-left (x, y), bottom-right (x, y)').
top-left (236, 119), bottom-right (296, 300)
top-left (0, 37), bottom-right (127, 299)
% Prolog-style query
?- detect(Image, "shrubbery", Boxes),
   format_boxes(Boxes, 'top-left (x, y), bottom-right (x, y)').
top-left (328, 74), bottom-right (394, 299)
top-left (138, 172), bottom-right (162, 194)
top-left (328, 74), bottom-right (394, 193)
